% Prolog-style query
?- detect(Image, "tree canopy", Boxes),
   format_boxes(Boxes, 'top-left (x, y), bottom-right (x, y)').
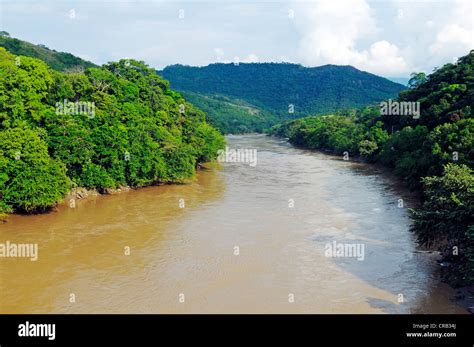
top-left (0, 47), bottom-right (224, 213)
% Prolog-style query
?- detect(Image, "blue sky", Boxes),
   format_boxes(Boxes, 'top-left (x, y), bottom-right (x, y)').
top-left (1, 0), bottom-right (472, 77)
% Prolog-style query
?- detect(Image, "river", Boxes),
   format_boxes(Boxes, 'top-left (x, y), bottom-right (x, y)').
top-left (0, 134), bottom-right (465, 313)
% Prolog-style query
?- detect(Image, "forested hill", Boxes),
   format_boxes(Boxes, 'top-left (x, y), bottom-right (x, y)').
top-left (159, 63), bottom-right (406, 118)
top-left (0, 32), bottom-right (96, 71)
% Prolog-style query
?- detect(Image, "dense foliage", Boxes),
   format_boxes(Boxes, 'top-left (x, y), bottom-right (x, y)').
top-left (0, 47), bottom-right (224, 213)
top-left (411, 164), bottom-right (473, 286)
top-left (270, 51), bottom-right (474, 287)
top-left (160, 63), bottom-right (405, 133)
top-left (0, 34), bottom-right (96, 72)
top-left (181, 91), bottom-right (279, 134)
top-left (0, 127), bottom-right (69, 212)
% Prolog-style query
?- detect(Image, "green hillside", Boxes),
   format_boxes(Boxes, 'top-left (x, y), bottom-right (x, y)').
top-left (181, 91), bottom-right (279, 134)
top-left (159, 62), bottom-right (406, 132)
top-left (0, 32), bottom-right (96, 71)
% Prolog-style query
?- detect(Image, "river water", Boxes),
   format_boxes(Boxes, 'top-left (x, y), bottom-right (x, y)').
top-left (0, 134), bottom-right (465, 313)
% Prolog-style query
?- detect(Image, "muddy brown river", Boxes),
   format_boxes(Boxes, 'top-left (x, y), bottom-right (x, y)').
top-left (0, 134), bottom-right (465, 313)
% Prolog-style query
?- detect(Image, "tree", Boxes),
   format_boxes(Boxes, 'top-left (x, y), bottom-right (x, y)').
top-left (411, 164), bottom-right (474, 286)
top-left (407, 72), bottom-right (427, 89)
top-left (358, 140), bottom-right (378, 157)
top-left (0, 128), bottom-right (69, 212)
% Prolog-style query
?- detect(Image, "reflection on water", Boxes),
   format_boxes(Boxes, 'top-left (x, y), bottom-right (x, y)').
top-left (0, 134), bottom-right (465, 313)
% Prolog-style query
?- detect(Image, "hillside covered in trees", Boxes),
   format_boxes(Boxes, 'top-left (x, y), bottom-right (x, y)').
top-left (270, 51), bottom-right (474, 288)
top-left (0, 32), bottom-right (97, 72)
top-left (159, 62), bottom-right (405, 133)
top-left (0, 47), bottom-right (224, 215)
top-left (181, 91), bottom-right (279, 134)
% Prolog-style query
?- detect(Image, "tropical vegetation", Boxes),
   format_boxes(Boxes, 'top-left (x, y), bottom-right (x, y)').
top-left (0, 47), bottom-right (224, 214)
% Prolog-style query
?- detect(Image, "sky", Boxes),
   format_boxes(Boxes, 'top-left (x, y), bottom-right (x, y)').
top-left (0, 0), bottom-right (472, 77)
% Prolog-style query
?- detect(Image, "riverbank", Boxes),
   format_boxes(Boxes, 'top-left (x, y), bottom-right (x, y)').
top-left (0, 165), bottom-right (212, 223)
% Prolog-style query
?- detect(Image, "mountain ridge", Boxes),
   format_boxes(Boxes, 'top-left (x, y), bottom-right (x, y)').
top-left (159, 62), bottom-right (406, 132)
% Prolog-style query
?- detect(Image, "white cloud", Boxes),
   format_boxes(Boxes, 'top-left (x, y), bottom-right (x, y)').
top-left (214, 48), bottom-right (225, 62)
top-left (428, 0), bottom-right (473, 62)
top-left (430, 24), bottom-right (472, 55)
top-left (242, 54), bottom-right (259, 63)
top-left (389, 0), bottom-right (473, 73)
top-left (362, 40), bottom-right (408, 75)
top-left (294, 0), bottom-right (409, 75)
top-left (293, 0), bottom-right (473, 76)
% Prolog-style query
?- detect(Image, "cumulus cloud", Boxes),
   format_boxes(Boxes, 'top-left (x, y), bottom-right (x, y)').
top-left (361, 40), bottom-right (408, 75)
top-left (293, 0), bottom-right (473, 76)
top-left (293, 0), bottom-right (409, 75)
top-left (430, 24), bottom-right (472, 55)
top-left (428, 0), bottom-right (473, 62)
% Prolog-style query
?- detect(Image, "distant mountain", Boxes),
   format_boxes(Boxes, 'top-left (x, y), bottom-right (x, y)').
top-left (159, 63), bottom-right (406, 132)
top-left (0, 33), bottom-right (96, 71)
